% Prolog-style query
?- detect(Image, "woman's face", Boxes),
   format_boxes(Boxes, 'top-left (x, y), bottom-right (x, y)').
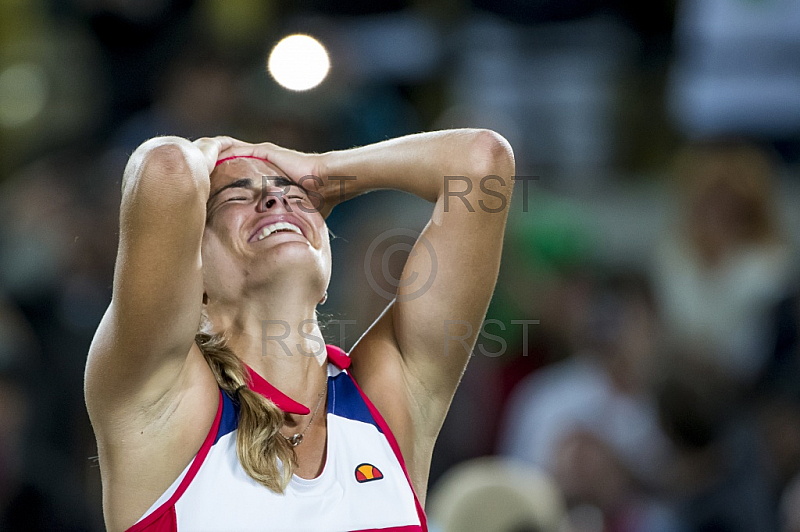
top-left (201, 157), bottom-right (331, 305)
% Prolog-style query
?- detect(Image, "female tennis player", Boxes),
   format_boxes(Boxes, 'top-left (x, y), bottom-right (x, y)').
top-left (85, 129), bottom-right (514, 531)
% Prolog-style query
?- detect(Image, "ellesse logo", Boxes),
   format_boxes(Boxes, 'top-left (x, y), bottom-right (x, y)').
top-left (354, 463), bottom-right (383, 483)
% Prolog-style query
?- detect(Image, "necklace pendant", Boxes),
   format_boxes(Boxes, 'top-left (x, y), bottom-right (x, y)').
top-left (288, 433), bottom-right (303, 447)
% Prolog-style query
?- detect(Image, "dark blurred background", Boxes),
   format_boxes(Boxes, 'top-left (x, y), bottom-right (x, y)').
top-left (2, 0), bottom-right (800, 531)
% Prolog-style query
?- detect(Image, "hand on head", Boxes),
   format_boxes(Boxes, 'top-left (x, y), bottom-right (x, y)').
top-left (192, 136), bottom-right (238, 175)
top-left (195, 136), bottom-right (337, 217)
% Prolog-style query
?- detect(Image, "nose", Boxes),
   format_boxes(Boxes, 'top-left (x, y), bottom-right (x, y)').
top-left (257, 186), bottom-right (289, 213)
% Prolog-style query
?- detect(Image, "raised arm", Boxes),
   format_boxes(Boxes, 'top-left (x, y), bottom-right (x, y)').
top-left (85, 136), bottom-right (225, 415)
top-left (321, 129), bottom-right (515, 417)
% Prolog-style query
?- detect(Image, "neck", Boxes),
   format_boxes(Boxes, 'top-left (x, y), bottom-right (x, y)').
top-left (206, 288), bottom-right (327, 404)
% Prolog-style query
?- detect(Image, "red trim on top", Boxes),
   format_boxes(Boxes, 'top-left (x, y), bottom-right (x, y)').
top-left (352, 526), bottom-right (424, 532)
top-left (348, 374), bottom-right (429, 531)
top-left (238, 345), bottom-right (348, 414)
top-left (126, 390), bottom-right (225, 532)
top-left (326, 344), bottom-right (351, 370)
top-left (243, 364), bottom-right (311, 415)
top-left (215, 155), bottom-right (269, 167)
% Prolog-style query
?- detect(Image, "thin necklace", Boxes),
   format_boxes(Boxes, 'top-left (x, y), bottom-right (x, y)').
top-left (284, 379), bottom-right (327, 447)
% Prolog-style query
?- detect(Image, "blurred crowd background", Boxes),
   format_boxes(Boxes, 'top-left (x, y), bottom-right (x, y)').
top-left (2, 0), bottom-right (800, 531)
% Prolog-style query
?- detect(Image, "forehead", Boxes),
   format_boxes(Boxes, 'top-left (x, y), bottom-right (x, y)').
top-left (209, 158), bottom-right (288, 192)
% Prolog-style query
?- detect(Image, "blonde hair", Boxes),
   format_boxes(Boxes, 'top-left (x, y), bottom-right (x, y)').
top-left (195, 331), bottom-right (297, 492)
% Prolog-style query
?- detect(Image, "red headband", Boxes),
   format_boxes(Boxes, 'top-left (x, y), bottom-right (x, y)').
top-left (215, 155), bottom-right (270, 167)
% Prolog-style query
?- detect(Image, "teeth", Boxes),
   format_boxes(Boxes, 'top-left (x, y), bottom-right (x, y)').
top-left (256, 221), bottom-right (303, 241)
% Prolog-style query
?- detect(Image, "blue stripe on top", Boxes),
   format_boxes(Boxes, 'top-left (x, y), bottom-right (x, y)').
top-left (215, 391), bottom-right (239, 443)
top-left (328, 372), bottom-right (383, 434)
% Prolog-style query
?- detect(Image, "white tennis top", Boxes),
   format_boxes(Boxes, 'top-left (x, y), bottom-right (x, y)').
top-left (126, 345), bottom-right (427, 532)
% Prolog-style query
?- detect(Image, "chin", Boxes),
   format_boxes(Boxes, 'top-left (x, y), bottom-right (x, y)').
top-left (252, 243), bottom-right (330, 288)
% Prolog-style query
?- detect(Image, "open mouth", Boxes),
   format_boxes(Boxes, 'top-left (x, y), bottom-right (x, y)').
top-left (253, 221), bottom-right (305, 242)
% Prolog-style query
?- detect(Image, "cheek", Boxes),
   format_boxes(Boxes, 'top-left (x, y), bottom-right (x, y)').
top-left (202, 213), bottom-right (244, 258)
top-left (201, 229), bottom-right (220, 263)
top-left (201, 230), bottom-right (235, 286)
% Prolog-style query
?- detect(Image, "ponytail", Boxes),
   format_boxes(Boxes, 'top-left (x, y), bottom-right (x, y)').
top-left (195, 331), bottom-right (296, 492)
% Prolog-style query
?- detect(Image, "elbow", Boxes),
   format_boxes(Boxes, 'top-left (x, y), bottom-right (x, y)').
top-left (464, 130), bottom-right (515, 213)
top-left (136, 137), bottom-right (198, 178)
top-left (123, 137), bottom-right (208, 200)
top-left (468, 129), bottom-right (516, 183)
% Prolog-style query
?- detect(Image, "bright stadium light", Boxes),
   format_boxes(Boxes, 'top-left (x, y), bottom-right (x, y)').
top-left (268, 34), bottom-right (330, 91)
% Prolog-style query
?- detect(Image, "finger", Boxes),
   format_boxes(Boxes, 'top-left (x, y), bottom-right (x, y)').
top-left (248, 142), bottom-right (296, 168)
top-left (192, 137), bottom-right (216, 152)
top-left (215, 146), bottom-right (262, 163)
top-left (192, 137), bottom-right (221, 173)
top-left (252, 142), bottom-right (286, 157)
top-left (215, 142), bottom-right (286, 168)
top-left (214, 136), bottom-right (250, 153)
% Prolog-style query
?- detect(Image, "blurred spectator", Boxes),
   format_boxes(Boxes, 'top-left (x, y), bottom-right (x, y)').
top-left (656, 352), bottom-right (776, 532)
top-left (499, 272), bottom-right (679, 531)
top-left (651, 139), bottom-right (796, 386)
top-left (427, 456), bottom-right (566, 532)
top-left (755, 286), bottom-right (800, 525)
top-left (780, 470), bottom-right (800, 532)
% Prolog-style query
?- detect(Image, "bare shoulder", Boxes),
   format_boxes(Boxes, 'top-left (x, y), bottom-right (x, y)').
top-left (87, 342), bottom-right (219, 532)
